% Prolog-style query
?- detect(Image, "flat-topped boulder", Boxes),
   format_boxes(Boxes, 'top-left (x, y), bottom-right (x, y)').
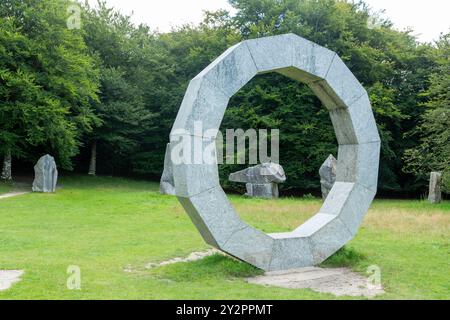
top-left (229, 163), bottom-right (286, 198)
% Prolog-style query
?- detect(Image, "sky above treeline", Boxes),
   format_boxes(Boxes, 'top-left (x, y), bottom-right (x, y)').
top-left (86, 0), bottom-right (449, 43)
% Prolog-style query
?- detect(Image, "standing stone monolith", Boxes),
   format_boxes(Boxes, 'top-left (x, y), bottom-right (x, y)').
top-left (160, 143), bottom-right (176, 195)
top-left (428, 172), bottom-right (442, 204)
top-left (229, 163), bottom-right (286, 199)
top-left (319, 154), bottom-right (337, 200)
top-left (32, 155), bottom-right (58, 193)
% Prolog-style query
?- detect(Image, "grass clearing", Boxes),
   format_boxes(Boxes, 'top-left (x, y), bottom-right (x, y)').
top-left (0, 176), bottom-right (448, 299)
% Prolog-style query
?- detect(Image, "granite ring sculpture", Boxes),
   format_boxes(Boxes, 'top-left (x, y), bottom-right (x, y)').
top-left (170, 34), bottom-right (380, 271)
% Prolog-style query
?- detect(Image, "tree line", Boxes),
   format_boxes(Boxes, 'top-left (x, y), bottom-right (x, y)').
top-left (0, 0), bottom-right (448, 196)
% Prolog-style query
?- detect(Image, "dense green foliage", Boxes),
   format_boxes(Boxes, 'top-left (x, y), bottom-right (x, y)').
top-left (216, 0), bottom-right (439, 195)
top-left (403, 34), bottom-right (450, 193)
top-left (0, 0), bottom-right (448, 196)
top-left (0, 0), bottom-right (99, 169)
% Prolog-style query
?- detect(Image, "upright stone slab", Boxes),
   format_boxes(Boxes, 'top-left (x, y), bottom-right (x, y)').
top-left (428, 172), bottom-right (442, 204)
top-left (170, 34), bottom-right (381, 271)
top-left (32, 155), bottom-right (58, 193)
top-left (319, 155), bottom-right (337, 200)
top-left (229, 163), bottom-right (286, 199)
top-left (160, 143), bottom-right (176, 195)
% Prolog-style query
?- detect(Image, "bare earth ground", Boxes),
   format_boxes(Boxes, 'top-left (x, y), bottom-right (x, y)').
top-left (0, 271), bottom-right (24, 291)
top-left (247, 267), bottom-right (384, 298)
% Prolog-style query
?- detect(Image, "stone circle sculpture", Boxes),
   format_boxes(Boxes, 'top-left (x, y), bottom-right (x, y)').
top-left (319, 154), bottom-right (337, 200)
top-left (170, 34), bottom-right (380, 271)
top-left (32, 154), bottom-right (58, 193)
top-left (229, 163), bottom-right (286, 198)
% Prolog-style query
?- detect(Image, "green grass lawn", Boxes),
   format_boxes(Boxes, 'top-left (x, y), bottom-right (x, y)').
top-left (0, 176), bottom-right (448, 300)
top-left (0, 181), bottom-right (14, 195)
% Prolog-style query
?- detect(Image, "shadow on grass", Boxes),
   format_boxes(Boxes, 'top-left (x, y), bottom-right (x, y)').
top-left (0, 181), bottom-right (15, 194)
top-left (320, 246), bottom-right (366, 268)
top-left (149, 254), bottom-right (264, 282)
top-left (58, 175), bottom-right (160, 192)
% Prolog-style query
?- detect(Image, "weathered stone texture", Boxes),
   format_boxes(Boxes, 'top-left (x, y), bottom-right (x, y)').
top-left (319, 154), bottom-right (337, 200)
top-left (32, 155), bottom-right (58, 193)
top-left (160, 143), bottom-right (176, 195)
top-left (428, 172), bottom-right (442, 204)
top-left (170, 34), bottom-right (380, 271)
top-left (229, 163), bottom-right (286, 199)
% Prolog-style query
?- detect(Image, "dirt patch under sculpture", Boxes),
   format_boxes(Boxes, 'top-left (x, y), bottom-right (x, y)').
top-left (247, 267), bottom-right (384, 298)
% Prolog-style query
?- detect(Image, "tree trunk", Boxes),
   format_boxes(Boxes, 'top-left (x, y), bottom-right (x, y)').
top-left (1, 149), bottom-right (12, 181)
top-left (88, 141), bottom-right (97, 176)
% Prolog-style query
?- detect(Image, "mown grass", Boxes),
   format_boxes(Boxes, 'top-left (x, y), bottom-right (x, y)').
top-left (0, 176), bottom-right (448, 300)
top-left (0, 182), bottom-right (14, 195)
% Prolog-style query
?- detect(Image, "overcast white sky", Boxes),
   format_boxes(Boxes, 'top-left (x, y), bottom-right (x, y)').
top-left (87, 0), bottom-right (450, 42)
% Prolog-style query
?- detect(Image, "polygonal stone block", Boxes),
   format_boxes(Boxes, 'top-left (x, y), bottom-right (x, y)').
top-left (293, 213), bottom-right (353, 265)
top-left (171, 76), bottom-right (230, 138)
top-left (294, 213), bottom-right (335, 237)
top-left (194, 42), bottom-right (257, 98)
top-left (319, 182), bottom-right (376, 236)
top-left (309, 55), bottom-right (367, 110)
top-left (229, 163), bottom-right (286, 184)
top-left (178, 187), bottom-right (246, 248)
top-left (329, 93), bottom-right (380, 145)
top-left (268, 233), bottom-right (314, 271)
top-left (170, 134), bottom-right (220, 197)
top-left (294, 40), bottom-right (336, 80)
top-left (278, 37), bottom-right (336, 83)
top-left (245, 34), bottom-right (296, 73)
top-left (221, 226), bottom-right (274, 271)
top-left (336, 141), bottom-right (381, 192)
top-left (160, 143), bottom-right (176, 195)
top-left (319, 182), bottom-right (355, 216)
